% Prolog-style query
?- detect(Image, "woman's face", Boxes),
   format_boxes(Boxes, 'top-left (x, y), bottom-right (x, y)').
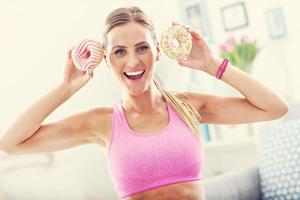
top-left (105, 22), bottom-right (160, 96)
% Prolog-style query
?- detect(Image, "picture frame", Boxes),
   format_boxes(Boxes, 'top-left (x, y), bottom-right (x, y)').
top-left (265, 7), bottom-right (287, 39)
top-left (179, 0), bottom-right (213, 43)
top-left (221, 2), bottom-right (249, 32)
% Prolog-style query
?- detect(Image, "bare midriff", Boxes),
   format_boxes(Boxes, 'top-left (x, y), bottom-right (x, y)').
top-left (123, 180), bottom-right (206, 200)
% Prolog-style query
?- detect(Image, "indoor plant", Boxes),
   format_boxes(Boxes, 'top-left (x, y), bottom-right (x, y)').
top-left (219, 36), bottom-right (260, 72)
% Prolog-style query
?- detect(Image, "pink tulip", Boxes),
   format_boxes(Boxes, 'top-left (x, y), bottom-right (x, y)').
top-left (227, 37), bottom-right (236, 46)
top-left (225, 37), bottom-right (236, 52)
top-left (219, 44), bottom-right (228, 52)
top-left (242, 35), bottom-right (249, 43)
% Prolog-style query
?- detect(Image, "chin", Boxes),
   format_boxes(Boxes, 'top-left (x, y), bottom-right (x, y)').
top-left (123, 76), bottom-right (153, 97)
top-left (127, 88), bottom-right (146, 97)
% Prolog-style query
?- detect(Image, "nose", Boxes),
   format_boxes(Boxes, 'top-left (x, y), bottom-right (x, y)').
top-left (126, 52), bottom-right (139, 67)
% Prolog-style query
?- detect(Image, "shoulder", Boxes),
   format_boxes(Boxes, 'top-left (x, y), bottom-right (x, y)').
top-left (169, 91), bottom-right (207, 112)
top-left (82, 106), bottom-right (113, 145)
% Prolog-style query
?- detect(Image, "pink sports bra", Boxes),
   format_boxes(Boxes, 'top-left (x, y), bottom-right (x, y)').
top-left (106, 101), bottom-right (204, 199)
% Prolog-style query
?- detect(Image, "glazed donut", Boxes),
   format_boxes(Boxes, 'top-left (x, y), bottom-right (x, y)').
top-left (160, 25), bottom-right (192, 60)
top-left (71, 39), bottom-right (103, 71)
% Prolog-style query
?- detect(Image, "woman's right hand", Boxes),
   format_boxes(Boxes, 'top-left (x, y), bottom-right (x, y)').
top-left (62, 47), bottom-right (103, 92)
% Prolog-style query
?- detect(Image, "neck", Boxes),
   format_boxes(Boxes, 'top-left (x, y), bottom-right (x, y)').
top-left (122, 82), bottom-right (165, 113)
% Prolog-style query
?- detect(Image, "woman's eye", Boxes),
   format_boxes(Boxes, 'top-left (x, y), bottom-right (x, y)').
top-left (115, 49), bottom-right (126, 56)
top-left (137, 45), bottom-right (149, 52)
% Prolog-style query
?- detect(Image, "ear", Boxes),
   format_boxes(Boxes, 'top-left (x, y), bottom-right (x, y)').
top-left (156, 43), bottom-right (161, 61)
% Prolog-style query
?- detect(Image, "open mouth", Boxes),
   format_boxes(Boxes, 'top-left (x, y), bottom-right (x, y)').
top-left (124, 70), bottom-right (145, 80)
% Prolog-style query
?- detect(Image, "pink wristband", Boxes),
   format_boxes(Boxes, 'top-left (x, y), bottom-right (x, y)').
top-left (216, 59), bottom-right (229, 79)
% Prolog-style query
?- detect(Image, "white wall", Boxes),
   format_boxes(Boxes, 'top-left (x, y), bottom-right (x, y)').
top-left (0, 0), bottom-right (180, 132)
top-left (1, 0), bottom-right (299, 131)
top-left (0, 0), bottom-right (299, 199)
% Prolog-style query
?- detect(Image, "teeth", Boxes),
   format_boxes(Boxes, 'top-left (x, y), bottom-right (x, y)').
top-left (125, 70), bottom-right (144, 76)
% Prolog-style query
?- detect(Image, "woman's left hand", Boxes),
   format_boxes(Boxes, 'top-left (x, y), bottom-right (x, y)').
top-left (173, 22), bottom-right (216, 71)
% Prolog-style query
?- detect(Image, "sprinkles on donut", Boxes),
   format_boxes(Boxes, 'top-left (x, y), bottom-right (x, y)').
top-left (160, 25), bottom-right (192, 60)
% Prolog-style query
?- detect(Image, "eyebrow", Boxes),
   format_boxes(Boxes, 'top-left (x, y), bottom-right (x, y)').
top-left (112, 41), bottom-right (148, 50)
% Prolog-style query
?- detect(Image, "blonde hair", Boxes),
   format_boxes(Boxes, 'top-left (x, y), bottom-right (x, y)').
top-left (102, 6), bottom-right (201, 134)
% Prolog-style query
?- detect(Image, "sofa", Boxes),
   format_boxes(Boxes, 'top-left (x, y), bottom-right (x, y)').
top-left (204, 166), bottom-right (261, 200)
top-left (203, 103), bottom-right (300, 200)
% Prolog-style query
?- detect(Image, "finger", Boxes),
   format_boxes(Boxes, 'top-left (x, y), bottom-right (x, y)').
top-left (68, 45), bottom-right (75, 51)
top-left (77, 70), bottom-right (93, 86)
top-left (175, 24), bottom-right (202, 41)
top-left (175, 24), bottom-right (200, 39)
top-left (172, 21), bottom-right (183, 27)
top-left (67, 45), bottom-right (75, 59)
top-left (191, 32), bottom-right (202, 41)
top-left (177, 58), bottom-right (186, 65)
top-left (176, 24), bottom-right (191, 31)
top-left (177, 59), bottom-right (191, 67)
top-left (67, 49), bottom-right (72, 60)
top-left (172, 21), bottom-right (179, 26)
top-left (186, 28), bottom-right (203, 41)
top-left (85, 69), bottom-right (94, 78)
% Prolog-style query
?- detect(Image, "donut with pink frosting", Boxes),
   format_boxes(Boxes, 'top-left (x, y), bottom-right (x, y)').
top-left (71, 39), bottom-right (103, 71)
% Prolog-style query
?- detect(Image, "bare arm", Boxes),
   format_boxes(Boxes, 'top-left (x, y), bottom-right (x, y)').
top-left (181, 60), bottom-right (289, 124)
top-left (174, 24), bottom-right (288, 124)
top-left (0, 108), bottom-right (104, 154)
top-left (0, 48), bottom-right (104, 154)
top-left (0, 83), bottom-right (72, 153)
top-left (0, 83), bottom-right (103, 154)
top-left (200, 59), bottom-right (288, 123)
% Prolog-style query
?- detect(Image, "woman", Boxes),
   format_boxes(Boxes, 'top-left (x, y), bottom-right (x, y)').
top-left (0, 6), bottom-right (288, 200)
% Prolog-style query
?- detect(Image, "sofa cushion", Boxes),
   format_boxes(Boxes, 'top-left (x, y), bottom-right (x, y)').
top-left (203, 166), bottom-right (261, 200)
top-left (258, 119), bottom-right (300, 200)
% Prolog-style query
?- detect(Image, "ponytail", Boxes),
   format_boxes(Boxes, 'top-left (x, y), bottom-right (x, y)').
top-left (153, 75), bottom-right (201, 135)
